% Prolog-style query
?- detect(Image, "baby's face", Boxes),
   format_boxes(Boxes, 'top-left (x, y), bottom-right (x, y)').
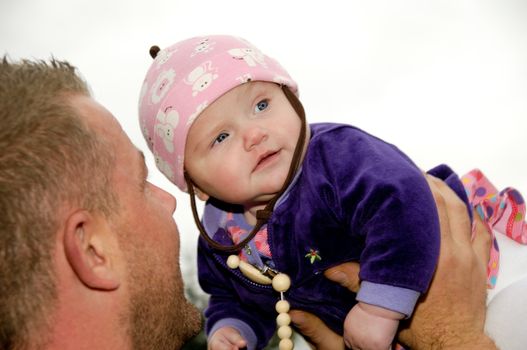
top-left (184, 81), bottom-right (301, 207)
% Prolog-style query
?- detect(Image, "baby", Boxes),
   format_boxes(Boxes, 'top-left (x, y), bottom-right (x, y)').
top-left (138, 35), bottom-right (526, 350)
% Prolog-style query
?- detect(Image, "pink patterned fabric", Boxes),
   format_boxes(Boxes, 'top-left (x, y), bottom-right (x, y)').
top-left (138, 35), bottom-right (298, 192)
top-left (225, 213), bottom-right (272, 261)
top-left (461, 169), bottom-right (527, 288)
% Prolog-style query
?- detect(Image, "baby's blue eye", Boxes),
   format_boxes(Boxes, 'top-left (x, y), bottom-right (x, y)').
top-left (255, 99), bottom-right (269, 113)
top-left (213, 132), bottom-right (229, 145)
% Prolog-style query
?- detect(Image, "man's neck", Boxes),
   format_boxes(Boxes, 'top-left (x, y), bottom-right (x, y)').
top-left (44, 304), bottom-right (130, 350)
top-left (46, 249), bottom-right (131, 349)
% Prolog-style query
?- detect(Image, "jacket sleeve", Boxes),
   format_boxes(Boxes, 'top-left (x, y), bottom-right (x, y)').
top-left (352, 167), bottom-right (440, 293)
top-left (309, 125), bottom-right (441, 294)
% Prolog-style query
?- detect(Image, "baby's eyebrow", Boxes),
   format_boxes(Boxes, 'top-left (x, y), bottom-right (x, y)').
top-left (194, 124), bottom-right (221, 151)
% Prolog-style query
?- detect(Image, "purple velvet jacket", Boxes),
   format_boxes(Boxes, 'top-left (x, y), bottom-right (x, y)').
top-left (197, 123), bottom-right (470, 349)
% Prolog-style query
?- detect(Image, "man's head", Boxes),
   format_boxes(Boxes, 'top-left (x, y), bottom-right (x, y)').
top-left (0, 58), bottom-right (200, 349)
top-left (0, 58), bottom-right (114, 348)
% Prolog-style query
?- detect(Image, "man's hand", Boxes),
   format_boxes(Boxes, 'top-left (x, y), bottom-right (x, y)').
top-left (396, 175), bottom-right (492, 349)
top-left (291, 175), bottom-right (497, 350)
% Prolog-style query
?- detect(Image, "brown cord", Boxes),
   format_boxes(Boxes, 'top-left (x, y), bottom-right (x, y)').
top-left (186, 85), bottom-right (307, 252)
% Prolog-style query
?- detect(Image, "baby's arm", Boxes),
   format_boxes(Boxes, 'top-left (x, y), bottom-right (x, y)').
top-left (208, 326), bottom-right (247, 350)
top-left (344, 301), bottom-right (404, 350)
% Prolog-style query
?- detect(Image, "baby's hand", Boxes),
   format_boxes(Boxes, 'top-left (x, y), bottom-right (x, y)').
top-left (344, 302), bottom-right (403, 350)
top-left (208, 326), bottom-right (247, 350)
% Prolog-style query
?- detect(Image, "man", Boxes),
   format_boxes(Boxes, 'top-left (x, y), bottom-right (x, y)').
top-left (0, 58), bottom-right (201, 349)
top-left (0, 57), bottom-right (494, 349)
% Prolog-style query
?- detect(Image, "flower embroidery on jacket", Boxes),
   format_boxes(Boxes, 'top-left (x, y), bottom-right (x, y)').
top-left (305, 249), bottom-right (321, 264)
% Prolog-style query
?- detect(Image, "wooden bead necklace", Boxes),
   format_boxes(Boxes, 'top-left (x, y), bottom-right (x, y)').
top-left (227, 255), bottom-right (294, 350)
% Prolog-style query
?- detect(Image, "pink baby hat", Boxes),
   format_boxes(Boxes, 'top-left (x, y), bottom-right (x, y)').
top-left (138, 35), bottom-right (298, 192)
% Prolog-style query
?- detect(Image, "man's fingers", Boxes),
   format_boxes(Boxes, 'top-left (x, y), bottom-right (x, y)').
top-left (471, 213), bottom-right (492, 269)
top-left (323, 262), bottom-right (360, 293)
top-left (425, 174), bottom-right (472, 244)
top-left (424, 175), bottom-right (452, 243)
top-left (290, 310), bottom-right (345, 350)
top-left (436, 180), bottom-right (472, 245)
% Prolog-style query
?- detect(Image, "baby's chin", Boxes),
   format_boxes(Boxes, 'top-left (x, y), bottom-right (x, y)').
top-left (218, 179), bottom-right (287, 207)
top-left (236, 192), bottom-right (279, 209)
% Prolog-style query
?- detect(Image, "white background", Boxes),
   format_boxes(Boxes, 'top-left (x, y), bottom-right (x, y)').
top-left (3, 0), bottom-right (527, 317)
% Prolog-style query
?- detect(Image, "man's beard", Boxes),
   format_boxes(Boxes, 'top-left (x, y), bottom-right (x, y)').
top-left (120, 231), bottom-right (202, 349)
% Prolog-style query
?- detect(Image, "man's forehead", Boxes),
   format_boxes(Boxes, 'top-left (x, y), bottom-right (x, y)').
top-left (68, 94), bottom-right (124, 137)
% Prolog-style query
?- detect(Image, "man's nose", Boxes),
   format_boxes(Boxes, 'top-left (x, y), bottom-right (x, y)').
top-left (152, 183), bottom-right (177, 214)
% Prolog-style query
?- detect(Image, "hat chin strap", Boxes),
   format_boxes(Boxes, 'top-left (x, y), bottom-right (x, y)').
top-left (185, 85), bottom-right (307, 253)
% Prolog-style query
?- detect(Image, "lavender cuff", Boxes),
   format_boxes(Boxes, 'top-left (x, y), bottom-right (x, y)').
top-left (208, 318), bottom-right (257, 350)
top-left (356, 281), bottom-right (420, 318)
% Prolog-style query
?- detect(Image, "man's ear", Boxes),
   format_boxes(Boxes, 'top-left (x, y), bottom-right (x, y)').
top-left (63, 210), bottom-right (120, 290)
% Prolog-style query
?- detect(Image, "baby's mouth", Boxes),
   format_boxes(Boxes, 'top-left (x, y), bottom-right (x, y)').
top-left (254, 150), bottom-right (280, 172)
